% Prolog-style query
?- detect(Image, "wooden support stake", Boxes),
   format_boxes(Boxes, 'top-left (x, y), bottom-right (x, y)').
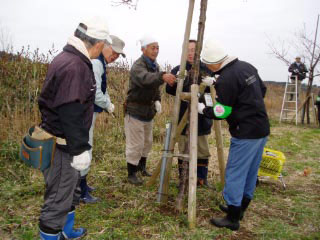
top-left (159, 0), bottom-right (195, 204)
top-left (188, 84), bottom-right (199, 229)
top-left (180, 92), bottom-right (191, 101)
top-left (210, 85), bottom-right (225, 184)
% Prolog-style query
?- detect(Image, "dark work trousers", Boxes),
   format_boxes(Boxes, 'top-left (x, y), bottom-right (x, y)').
top-left (39, 147), bottom-right (81, 232)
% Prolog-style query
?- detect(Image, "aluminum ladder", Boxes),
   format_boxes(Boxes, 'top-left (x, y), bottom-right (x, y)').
top-left (279, 75), bottom-right (298, 125)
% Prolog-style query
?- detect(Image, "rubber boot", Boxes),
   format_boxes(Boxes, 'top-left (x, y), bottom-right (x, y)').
top-left (80, 175), bottom-right (99, 204)
top-left (127, 163), bottom-right (143, 185)
top-left (61, 210), bottom-right (87, 239)
top-left (197, 159), bottom-right (212, 188)
top-left (87, 184), bottom-right (95, 193)
top-left (210, 205), bottom-right (241, 231)
top-left (138, 157), bottom-right (152, 177)
top-left (219, 196), bottom-right (251, 220)
top-left (40, 230), bottom-right (61, 240)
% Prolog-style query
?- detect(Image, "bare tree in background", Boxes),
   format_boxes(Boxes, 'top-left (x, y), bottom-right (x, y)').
top-left (268, 15), bottom-right (320, 124)
top-left (111, 0), bottom-right (139, 9)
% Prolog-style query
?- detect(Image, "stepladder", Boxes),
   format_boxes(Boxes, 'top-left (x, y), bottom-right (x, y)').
top-left (280, 75), bottom-right (299, 125)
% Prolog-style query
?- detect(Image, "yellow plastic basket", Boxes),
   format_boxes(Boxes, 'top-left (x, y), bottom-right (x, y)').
top-left (258, 148), bottom-right (286, 180)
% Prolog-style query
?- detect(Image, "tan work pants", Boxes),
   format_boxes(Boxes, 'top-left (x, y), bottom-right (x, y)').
top-left (178, 135), bottom-right (211, 159)
top-left (124, 114), bottom-right (153, 166)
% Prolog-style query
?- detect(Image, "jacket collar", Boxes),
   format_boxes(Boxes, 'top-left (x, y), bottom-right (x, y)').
top-left (63, 44), bottom-right (92, 69)
top-left (215, 56), bottom-right (238, 74)
top-left (142, 55), bottom-right (158, 71)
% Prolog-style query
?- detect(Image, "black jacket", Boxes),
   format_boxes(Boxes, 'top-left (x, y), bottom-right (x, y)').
top-left (203, 59), bottom-right (270, 139)
top-left (38, 45), bottom-right (95, 155)
top-left (288, 62), bottom-right (308, 80)
top-left (166, 62), bottom-right (213, 136)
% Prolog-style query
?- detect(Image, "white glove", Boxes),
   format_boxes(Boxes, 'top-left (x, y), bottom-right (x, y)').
top-left (198, 102), bottom-right (206, 114)
top-left (294, 69), bottom-right (299, 73)
top-left (177, 70), bottom-right (188, 77)
top-left (155, 100), bottom-right (162, 113)
top-left (202, 76), bottom-right (216, 86)
top-left (106, 103), bottom-right (115, 113)
top-left (71, 151), bottom-right (91, 171)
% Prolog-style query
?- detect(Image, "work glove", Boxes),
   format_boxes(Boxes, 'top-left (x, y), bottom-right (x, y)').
top-left (198, 102), bottom-right (206, 114)
top-left (71, 151), bottom-right (91, 171)
top-left (177, 70), bottom-right (188, 77)
top-left (155, 100), bottom-right (162, 113)
top-left (107, 103), bottom-right (115, 113)
top-left (202, 76), bottom-right (216, 86)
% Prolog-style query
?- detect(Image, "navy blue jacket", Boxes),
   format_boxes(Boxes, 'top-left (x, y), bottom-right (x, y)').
top-left (166, 62), bottom-right (213, 136)
top-left (203, 59), bottom-right (270, 139)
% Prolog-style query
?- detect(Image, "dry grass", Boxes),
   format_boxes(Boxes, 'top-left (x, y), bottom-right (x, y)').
top-left (0, 51), bottom-right (320, 239)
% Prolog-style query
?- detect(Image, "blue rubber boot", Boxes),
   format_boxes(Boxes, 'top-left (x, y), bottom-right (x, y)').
top-left (80, 176), bottom-right (99, 204)
top-left (62, 211), bottom-right (87, 239)
top-left (40, 230), bottom-right (61, 240)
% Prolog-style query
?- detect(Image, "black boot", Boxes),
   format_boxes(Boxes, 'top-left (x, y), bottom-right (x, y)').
top-left (219, 196), bottom-right (251, 220)
top-left (127, 163), bottom-right (143, 185)
top-left (138, 157), bottom-right (152, 177)
top-left (80, 175), bottom-right (99, 204)
top-left (210, 205), bottom-right (241, 231)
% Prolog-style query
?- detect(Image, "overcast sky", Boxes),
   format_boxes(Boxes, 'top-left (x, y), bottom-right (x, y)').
top-left (1, 0), bottom-right (319, 84)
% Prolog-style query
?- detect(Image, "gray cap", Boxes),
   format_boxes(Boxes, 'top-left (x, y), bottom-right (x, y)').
top-left (110, 35), bottom-right (126, 58)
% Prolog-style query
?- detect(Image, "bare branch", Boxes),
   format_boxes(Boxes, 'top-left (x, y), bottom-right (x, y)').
top-left (266, 35), bottom-right (291, 66)
top-left (111, 0), bottom-right (139, 9)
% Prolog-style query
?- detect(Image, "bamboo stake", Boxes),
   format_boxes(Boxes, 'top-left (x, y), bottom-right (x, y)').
top-left (158, 0), bottom-right (195, 203)
top-left (188, 84), bottom-right (199, 228)
top-left (210, 86), bottom-right (225, 184)
top-left (146, 83), bottom-right (207, 187)
top-left (188, 0), bottom-right (208, 228)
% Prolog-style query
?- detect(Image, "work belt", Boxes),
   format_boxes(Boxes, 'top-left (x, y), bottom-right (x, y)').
top-left (19, 126), bottom-right (66, 171)
top-left (32, 126), bottom-right (67, 145)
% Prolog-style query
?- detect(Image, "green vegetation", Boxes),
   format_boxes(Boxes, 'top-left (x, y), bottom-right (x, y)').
top-left (0, 50), bottom-right (319, 239)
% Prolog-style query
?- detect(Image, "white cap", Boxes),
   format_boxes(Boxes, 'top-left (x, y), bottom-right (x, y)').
top-left (201, 39), bottom-right (228, 64)
top-left (139, 35), bottom-right (157, 47)
top-left (77, 16), bottom-right (112, 44)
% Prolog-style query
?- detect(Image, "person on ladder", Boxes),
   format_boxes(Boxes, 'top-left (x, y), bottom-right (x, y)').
top-left (166, 40), bottom-right (214, 187)
top-left (198, 39), bottom-right (270, 231)
top-left (288, 56), bottom-right (308, 100)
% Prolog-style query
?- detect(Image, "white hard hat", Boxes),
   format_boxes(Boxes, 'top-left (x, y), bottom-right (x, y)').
top-left (77, 16), bottom-right (112, 44)
top-left (201, 39), bottom-right (228, 64)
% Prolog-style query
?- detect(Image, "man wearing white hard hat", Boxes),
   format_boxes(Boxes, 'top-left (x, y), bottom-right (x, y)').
top-left (198, 39), bottom-right (270, 231)
top-left (79, 35), bottom-right (126, 204)
top-left (37, 16), bottom-right (111, 239)
top-left (124, 35), bottom-right (176, 185)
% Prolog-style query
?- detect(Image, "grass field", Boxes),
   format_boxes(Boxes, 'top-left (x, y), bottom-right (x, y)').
top-left (1, 117), bottom-right (319, 240)
top-left (0, 53), bottom-right (319, 239)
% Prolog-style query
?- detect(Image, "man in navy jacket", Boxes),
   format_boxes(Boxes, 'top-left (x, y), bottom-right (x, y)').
top-left (166, 40), bottom-right (213, 187)
top-left (198, 39), bottom-right (270, 231)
